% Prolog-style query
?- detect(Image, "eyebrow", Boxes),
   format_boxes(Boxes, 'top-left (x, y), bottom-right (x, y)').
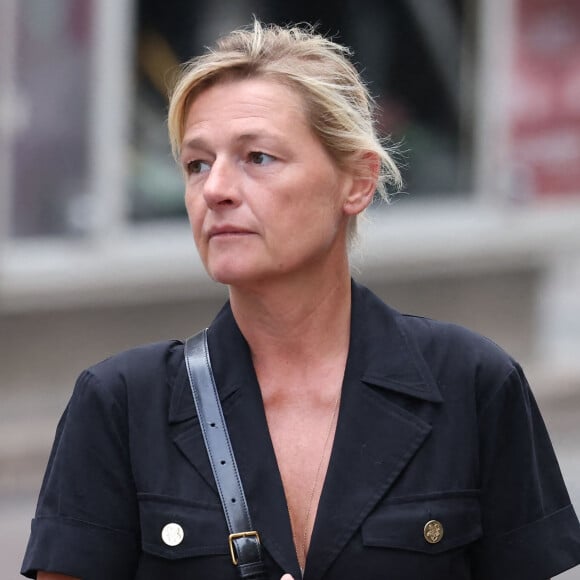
top-left (181, 131), bottom-right (285, 154)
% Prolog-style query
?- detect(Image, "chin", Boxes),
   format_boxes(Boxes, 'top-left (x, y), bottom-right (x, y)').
top-left (206, 263), bottom-right (263, 287)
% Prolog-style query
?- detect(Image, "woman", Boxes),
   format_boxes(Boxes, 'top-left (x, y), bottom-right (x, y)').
top-left (23, 21), bottom-right (580, 580)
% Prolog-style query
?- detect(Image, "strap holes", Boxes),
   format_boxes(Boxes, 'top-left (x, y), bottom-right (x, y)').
top-left (220, 460), bottom-right (226, 465)
top-left (231, 498), bottom-right (236, 503)
top-left (209, 422), bottom-right (216, 427)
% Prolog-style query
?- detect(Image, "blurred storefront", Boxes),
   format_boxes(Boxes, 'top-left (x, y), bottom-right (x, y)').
top-left (1, 0), bottom-right (580, 384)
top-left (508, 0), bottom-right (580, 198)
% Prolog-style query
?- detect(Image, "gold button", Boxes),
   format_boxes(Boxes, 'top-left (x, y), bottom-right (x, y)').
top-left (161, 522), bottom-right (184, 546)
top-left (424, 519), bottom-right (444, 544)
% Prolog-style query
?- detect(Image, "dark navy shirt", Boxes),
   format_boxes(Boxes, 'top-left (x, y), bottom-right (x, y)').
top-left (22, 282), bottom-right (580, 579)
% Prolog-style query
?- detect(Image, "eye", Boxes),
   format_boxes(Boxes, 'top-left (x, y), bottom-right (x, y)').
top-left (185, 159), bottom-right (211, 174)
top-left (248, 151), bottom-right (275, 165)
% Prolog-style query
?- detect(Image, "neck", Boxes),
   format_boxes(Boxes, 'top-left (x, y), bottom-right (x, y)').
top-left (229, 264), bottom-right (352, 370)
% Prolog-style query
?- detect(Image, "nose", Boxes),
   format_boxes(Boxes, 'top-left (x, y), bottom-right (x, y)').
top-left (202, 158), bottom-right (241, 209)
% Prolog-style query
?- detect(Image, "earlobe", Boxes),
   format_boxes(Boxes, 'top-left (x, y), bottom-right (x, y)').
top-left (342, 152), bottom-right (380, 216)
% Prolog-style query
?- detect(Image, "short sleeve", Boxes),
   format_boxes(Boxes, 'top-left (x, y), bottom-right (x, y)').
top-left (21, 369), bottom-right (140, 579)
top-left (471, 363), bottom-right (580, 579)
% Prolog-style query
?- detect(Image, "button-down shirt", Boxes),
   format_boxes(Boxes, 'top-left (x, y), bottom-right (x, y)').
top-left (22, 282), bottom-right (580, 579)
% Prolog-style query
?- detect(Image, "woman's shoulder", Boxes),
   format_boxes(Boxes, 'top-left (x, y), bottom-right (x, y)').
top-left (356, 282), bottom-right (521, 410)
top-left (358, 282), bottom-right (516, 377)
top-left (400, 311), bottom-right (514, 364)
top-left (89, 338), bottom-right (185, 374)
top-left (397, 311), bottom-right (521, 403)
top-left (75, 339), bottom-right (186, 402)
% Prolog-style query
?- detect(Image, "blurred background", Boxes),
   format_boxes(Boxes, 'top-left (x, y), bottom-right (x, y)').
top-left (1, 0), bottom-right (580, 577)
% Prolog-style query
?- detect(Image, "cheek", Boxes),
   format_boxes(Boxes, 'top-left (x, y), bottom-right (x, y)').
top-left (185, 196), bottom-right (208, 254)
top-left (185, 192), bottom-right (204, 228)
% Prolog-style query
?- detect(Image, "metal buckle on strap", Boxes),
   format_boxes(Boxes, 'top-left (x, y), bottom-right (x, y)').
top-left (228, 531), bottom-right (261, 565)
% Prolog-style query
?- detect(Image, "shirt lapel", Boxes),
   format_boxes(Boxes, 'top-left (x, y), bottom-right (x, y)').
top-left (304, 282), bottom-right (442, 580)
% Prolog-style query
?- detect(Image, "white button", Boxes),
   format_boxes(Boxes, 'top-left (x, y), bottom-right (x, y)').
top-left (161, 522), bottom-right (184, 546)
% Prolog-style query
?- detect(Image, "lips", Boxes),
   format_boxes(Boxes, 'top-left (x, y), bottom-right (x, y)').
top-left (207, 225), bottom-right (255, 239)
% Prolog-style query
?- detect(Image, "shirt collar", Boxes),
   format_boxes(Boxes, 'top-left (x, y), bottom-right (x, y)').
top-left (169, 280), bottom-right (442, 423)
top-left (349, 280), bottom-right (443, 403)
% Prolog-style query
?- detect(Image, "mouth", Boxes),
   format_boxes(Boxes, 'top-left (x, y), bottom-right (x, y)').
top-left (208, 226), bottom-right (255, 240)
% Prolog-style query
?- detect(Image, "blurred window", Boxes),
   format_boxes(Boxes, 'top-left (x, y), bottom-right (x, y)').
top-left (129, 0), bottom-right (475, 223)
top-left (4, 0), bottom-right (474, 238)
top-left (507, 0), bottom-right (580, 199)
top-left (10, 0), bottom-right (93, 237)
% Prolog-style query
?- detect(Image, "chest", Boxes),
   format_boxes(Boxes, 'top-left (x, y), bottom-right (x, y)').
top-left (269, 401), bottom-right (339, 496)
top-left (131, 387), bottom-right (482, 580)
top-left (262, 386), bottom-right (342, 570)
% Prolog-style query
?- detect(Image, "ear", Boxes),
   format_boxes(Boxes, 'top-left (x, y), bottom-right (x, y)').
top-left (342, 152), bottom-right (380, 216)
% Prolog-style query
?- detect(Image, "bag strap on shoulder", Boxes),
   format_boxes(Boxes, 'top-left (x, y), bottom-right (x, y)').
top-left (184, 329), bottom-right (267, 579)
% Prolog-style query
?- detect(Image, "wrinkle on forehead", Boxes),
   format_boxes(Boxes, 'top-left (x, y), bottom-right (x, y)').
top-left (182, 78), bottom-right (309, 143)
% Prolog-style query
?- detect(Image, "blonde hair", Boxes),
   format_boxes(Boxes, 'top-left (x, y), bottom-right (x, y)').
top-left (168, 20), bottom-right (401, 236)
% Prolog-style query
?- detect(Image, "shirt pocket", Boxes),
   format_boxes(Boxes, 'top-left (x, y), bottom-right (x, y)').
top-left (361, 492), bottom-right (482, 554)
top-left (138, 493), bottom-right (229, 560)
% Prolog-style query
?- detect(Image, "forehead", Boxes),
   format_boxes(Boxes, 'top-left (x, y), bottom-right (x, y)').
top-left (183, 77), bottom-right (310, 137)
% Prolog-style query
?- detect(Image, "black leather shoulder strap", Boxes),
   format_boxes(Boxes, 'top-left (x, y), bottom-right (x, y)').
top-left (184, 329), bottom-right (267, 579)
